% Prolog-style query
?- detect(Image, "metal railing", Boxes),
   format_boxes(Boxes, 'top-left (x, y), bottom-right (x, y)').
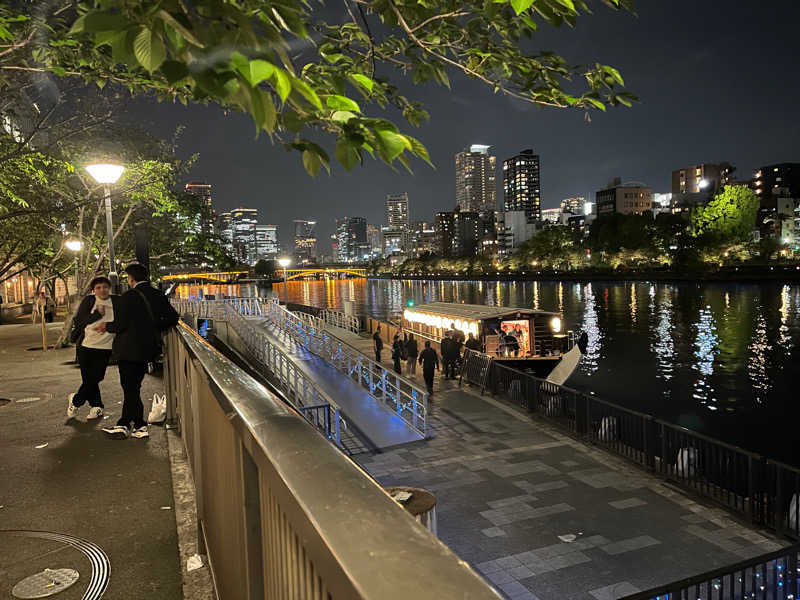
top-left (264, 298), bottom-right (429, 437)
top-left (462, 351), bottom-right (800, 541)
top-left (320, 309), bottom-right (360, 334)
top-left (619, 543), bottom-right (799, 600)
top-left (162, 322), bottom-right (500, 600)
top-left (175, 300), bottom-right (344, 447)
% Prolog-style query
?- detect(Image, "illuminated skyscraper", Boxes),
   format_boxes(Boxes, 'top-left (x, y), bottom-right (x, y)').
top-left (184, 182), bottom-right (214, 233)
top-left (456, 145), bottom-right (496, 212)
top-left (294, 220), bottom-right (317, 264)
top-left (502, 149), bottom-right (540, 219)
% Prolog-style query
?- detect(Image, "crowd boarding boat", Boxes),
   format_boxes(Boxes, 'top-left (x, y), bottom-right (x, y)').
top-left (401, 302), bottom-right (588, 381)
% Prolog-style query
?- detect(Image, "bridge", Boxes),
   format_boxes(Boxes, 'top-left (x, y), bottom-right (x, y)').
top-left (161, 270), bottom-right (248, 283)
top-left (281, 266), bottom-right (367, 280)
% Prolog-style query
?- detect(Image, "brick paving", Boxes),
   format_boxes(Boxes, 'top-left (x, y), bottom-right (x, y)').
top-left (354, 387), bottom-right (783, 600)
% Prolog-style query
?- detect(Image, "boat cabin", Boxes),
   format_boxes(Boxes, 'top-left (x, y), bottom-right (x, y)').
top-left (401, 302), bottom-right (572, 367)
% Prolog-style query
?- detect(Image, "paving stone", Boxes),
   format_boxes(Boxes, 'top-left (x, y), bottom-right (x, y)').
top-left (609, 497), bottom-right (648, 509)
top-left (499, 581), bottom-right (531, 597)
top-left (588, 581), bottom-right (641, 600)
top-left (601, 535), bottom-right (661, 555)
top-left (488, 495), bottom-right (538, 508)
top-left (541, 551), bottom-right (591, 570)
top-left (482, 527), bottom-right (507, 538)
top-left (560, 460), bottom-right (580, 467)
top-left (487, 570), bottom-right (515, 585)
top-left (525, 480), bottom-right (570, 493)
top-left (507, 565), bottom-right (536, 580)
top-left (495, 555), bottom-right (524, 569)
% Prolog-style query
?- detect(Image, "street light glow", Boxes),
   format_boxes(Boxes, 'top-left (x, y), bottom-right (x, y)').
top-left (278, 258), bottom-right (291, 268)
top-left (65, 239), bottom-right (83, 252)
top-left (86, 163), bottom-right (125, 184)
top-left (698, 179), bottom-right (710, 189)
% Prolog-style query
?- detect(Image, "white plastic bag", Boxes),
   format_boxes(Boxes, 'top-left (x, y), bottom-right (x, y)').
top-left (147, 393), bottom-right (167, 424)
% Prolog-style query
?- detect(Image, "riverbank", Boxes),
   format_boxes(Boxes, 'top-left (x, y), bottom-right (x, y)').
top-left (368, 264), bottom-right (800, 283)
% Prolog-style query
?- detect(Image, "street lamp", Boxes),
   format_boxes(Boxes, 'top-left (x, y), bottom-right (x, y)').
top-left (86, 163), bottom-right (125, 292)
top-left (277, 257), bottom-right (291, 302)
top-left (64, 237), bottom-right (83, 297)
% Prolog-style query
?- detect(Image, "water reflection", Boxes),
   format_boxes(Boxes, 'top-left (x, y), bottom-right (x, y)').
top-left (579, 283), bottom-right (601, 375)
top-left (692, 307), bottom-right (719, 410)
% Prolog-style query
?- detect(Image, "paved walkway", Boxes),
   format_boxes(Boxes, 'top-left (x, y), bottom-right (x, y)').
top-left (354, 386), bottom-right (784, 600)
top-left (0, 322), bottom-right (183, 599)
top-left (254, 319), bottom-right (424, 449)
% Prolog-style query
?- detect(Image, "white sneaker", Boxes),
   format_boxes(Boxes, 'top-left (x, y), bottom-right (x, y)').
top-left (66, 393), bottom-right (79, 418)
top-left (131, 426), bottom-right (149, 439)
top-left (87, 406), bottom-right (104, 420)
top-left (102, 425), bottom-right (129, 439)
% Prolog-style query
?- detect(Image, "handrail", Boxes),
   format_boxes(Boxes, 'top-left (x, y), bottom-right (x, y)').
top-left (264, 298), bottom-right (430, 437)
top-left (618, 543), bottom-right (799, 599)
top-left (162, 321), bottom-right (501, 600)
top-left (320, 308), bottom-right (360, 334)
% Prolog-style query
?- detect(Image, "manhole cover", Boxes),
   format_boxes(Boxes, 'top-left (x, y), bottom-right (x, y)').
top-left (12, 568), bottom-right (79, 598)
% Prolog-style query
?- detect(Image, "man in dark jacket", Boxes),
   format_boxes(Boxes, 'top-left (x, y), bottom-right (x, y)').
top-left (373, 326), bottom-right (383, 362)
top-left (440, 334), bottom-right (453, 379)
top-left (465, 332), bottom-right (481, 352)
top-left (99, 263), bottom-right (179, 439)
top-left (417, 341), bottom-right (439, 395)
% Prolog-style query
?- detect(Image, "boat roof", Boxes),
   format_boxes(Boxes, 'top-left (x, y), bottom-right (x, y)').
top-left (409, 302), bottom-right (558, 320)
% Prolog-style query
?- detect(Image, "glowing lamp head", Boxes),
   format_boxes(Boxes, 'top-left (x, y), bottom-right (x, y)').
top-left (278, 258), bottom-right (291, 268)
top-left (65, 239), bottom-right (83, 252)
top-left (698, 179), bottom-right (710, 190)
top-left (550, 316), bottom-right (562, 332)
top-left (86, 163), bottom-right (125, 184)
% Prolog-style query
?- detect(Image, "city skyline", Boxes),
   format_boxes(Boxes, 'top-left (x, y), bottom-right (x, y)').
top-left (128, 0), bottom-right (799, 246)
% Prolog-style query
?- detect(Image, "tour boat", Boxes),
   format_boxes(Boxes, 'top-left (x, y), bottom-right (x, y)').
top-left (401, 301), bottom-right (585, 379)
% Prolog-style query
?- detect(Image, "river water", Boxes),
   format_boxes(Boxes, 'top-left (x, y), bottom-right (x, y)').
top-left (178, 278), bottom-right (800, 464)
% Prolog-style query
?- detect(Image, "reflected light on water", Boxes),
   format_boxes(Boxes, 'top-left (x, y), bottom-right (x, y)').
top-left (579, 283), bottom-right (601, 375)
top-left (692, 307), bottom-right (719, 410)
top-left (748, 309), bottom-right (771, 404)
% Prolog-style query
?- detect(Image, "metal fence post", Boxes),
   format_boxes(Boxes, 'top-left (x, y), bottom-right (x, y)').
top-left (412, 390), bottom-right (418, 430)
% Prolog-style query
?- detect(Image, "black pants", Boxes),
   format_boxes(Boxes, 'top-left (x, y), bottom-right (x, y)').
top-left (117, 360), bottom-right (147, 429)
top-left (423, 368), bottom-right (435, 393)
top-left (74, 346), bottom-right (112, 408)
top-left (375, 349), bottom-right (382, 362)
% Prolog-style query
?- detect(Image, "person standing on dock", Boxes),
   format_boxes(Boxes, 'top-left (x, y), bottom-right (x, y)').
top-left (405, 333), bottom-right (418, 376)
top-left (392, 334), bottom-right (404, 375)
top-left (418, 341), bottom-right (439, 395)
top-left (441, 333), bottom-right (453, 379)
top-left (373, 326), bottom-right (383, 363)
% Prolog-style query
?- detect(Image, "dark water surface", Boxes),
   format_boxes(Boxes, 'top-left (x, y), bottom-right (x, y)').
top-left (181, 278), bottom-right (800, 464)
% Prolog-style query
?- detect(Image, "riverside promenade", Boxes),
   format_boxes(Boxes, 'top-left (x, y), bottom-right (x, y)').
top-left (318, 324), bottom-right (787, 599)
top-left (0, 322), bottom-right (210, 599)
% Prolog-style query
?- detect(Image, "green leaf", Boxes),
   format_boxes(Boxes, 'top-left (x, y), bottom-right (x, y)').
top-left (331, 110), bottom-right (358, 123)
top-left (291, 76), bottom-right (322, 110)
top-left (261, 90), bottom-right (276, 132)
top-left (554, 0), bottom-right (576, 11)
top-left (157, 10), bottom-right (205, 48)
top-left (510, 0), bottom-right (535, 15)
top-left (272, 68), bottom-right (291, 102)
top-left (349, 73), bottom-right (374, 93)
top-left (602, 65), bottom-right (625, 86)
top-left (160, 60), bottom-right (189, 84)
top-left (83, 12), bottom-right (129, 33)
top-left (326, 95), bottom-right (361, 113)
top-left (302, 149), bottom-right (322, 176)
top-left (406, 135), bottom-right (433, 167)
top-left (336, 138), bottom-right (361, 171)
top-left (375, 129), bottom-right (408, 160)
top-left (133, 27), bottom-right (166, 73)
top-left (520, 14), bottom-right (538, 29)
top-left (67, 14), bottom-right (87, 35)
top-left (584, 97), bottom-right (606, 111)
top-left (231, 52), bottom-right (275, 87)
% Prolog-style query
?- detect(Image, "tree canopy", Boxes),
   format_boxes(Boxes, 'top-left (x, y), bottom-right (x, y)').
top-left (691, 186), bottom-right (760, 245)
top-left (1, 0), bottom-right (635, 175)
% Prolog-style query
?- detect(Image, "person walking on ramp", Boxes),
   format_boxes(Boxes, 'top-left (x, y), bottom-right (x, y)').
top-left (418, 341), bottom-right (439, 395)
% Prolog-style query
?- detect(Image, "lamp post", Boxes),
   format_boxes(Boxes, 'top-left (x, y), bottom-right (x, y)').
top-left (65, 237), bottom-right (83, 300)
top-left (85, 163), bottom-right (125, 293)
top-left (278, 257), bottom-right (291, 303)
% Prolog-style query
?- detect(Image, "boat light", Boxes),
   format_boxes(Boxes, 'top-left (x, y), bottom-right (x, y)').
top-left (550, 317), bottom-right (562, 332)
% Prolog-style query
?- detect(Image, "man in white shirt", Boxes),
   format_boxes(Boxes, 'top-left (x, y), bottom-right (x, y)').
top-left (67, 276), bottom-right (118, 419)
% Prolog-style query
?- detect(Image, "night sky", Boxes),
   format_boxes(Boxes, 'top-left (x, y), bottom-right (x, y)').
top-left (130, 0), bottom-right (800, 251)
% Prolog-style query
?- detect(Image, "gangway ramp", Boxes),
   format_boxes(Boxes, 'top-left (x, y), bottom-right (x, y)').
top-left (255, 319), bottom-right (424, 450)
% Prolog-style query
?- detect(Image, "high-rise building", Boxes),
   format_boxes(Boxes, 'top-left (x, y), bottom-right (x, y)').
top-left (335, 217), bottom-right (369, 262)
top-left (456, 145), bottom-right (496, 212)
top-left (452, 209), bottom-right (482, 257)
top-left (254, 224), bottom-right (278, 262)
top-left (366, 224), bottom-right (381, 257)
top-left (386, 193), bottom-right (409, 228)
top-left (502, 149), bottom-right (540, 219)
top-left (294, 220), bottom-right (317, 264)
top-left (754, 164), bottom-right (800, 235)
top-left (541, 208), bottom-right (561, 224)
top-left (230, 207), bottom-right (258, 264)
top-left (215, 211), bottom-right (234, 256)
top-left (560, 196), bottom-right (585, 215)
top-left (671, 163), bottom-right (735, 195)
top-left (434, 212), bottom-right (455, 257)
top-left (596, 178), bottom-right (653, 217)
top-left (184, 182), bottom-right (214, 233)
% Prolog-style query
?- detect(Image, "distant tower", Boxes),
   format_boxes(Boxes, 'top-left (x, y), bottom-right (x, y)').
top-left (502, 150), bottom-right (541, 220)
top-left (455, 145), bottom-right (496, 212)
top-left (293, 220), bottom-right (317, 264)
top-left (184, 182), bottom-right (213, 233)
